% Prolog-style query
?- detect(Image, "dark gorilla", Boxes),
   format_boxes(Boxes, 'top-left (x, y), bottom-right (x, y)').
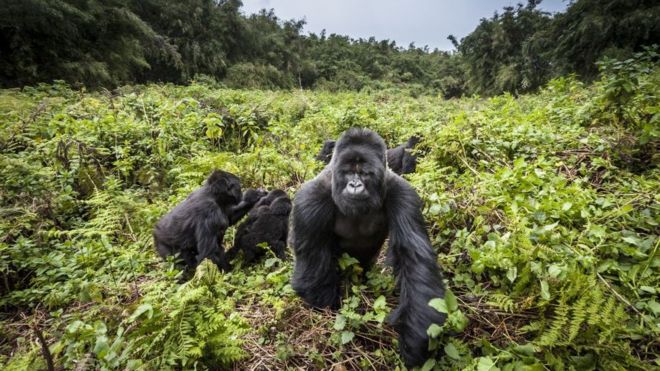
top-left (316, 136), bottom-right (420, 175)
top-left (153, 170), bottom-right (264, 271)
top-left (315, 140), bottom-right (336, 164)
top-left (291, 128), bottom-right (446, 367)
top-left (226, 189), bottom-right (292, 266)
top-left (386, 135), bottom-right (420, 175)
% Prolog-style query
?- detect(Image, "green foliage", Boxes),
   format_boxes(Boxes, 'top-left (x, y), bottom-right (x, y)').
top-left (587, 47), bottom-right (660, 171)
top-left (3, 0), bottom-right (657, 97)
top-left (0, 0), bottom-right (179, 87)
top-left (123, 260), bottom-right (249, 369)
top-left (0, 54), bottom-right (658, 369)
top-left (457, 0), bottom-right (660, 95)
top-left (541, 0), bottom-right (660, 79)
top-left (458, 1), bottom-right (552, 95)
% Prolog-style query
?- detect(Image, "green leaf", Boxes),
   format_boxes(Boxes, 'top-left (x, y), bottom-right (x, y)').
top-left (477, 356), bottom-right (498, 371)
top-left (539, 222), bottom-right (559, 233)
top-left (429, 204), bottom-right (443, 215)
top-left (429, 298), bottom-right (448, 313)
top-left (420, 358), bottom-right (436, 371)
top-left (264, 257), bottom-right (278, 268)
top-left (622, 236), bottom-right (641, 246)
top-left (333, 315), bottom-right (346, 331)
top-left (640, 286), bottom-right (656, 294)
top-left (340, 331), bottom-right (354, 344)
top-left (93, 335), bottom-right (110, 358)
top-left (647, 300), bottom-right (660, 315)
top-left (513, 343), bottom-right (536, 356)
top-left (373, 295), bottom-right (387, 310)
top-left (427, 323), bottom-right (443, 338)
top-left (128, 304), bottom-right (153, 322)
top-left (66, 320), bottom-right (85, 334)
top-left (540, 280), bottom-right (550, 300)
top-left (507, 266), bottom-right (517, 283)
top-left (548, 264), bottom-right (562, 278)
top-left (444, 342), bottom-right (460, 360)
top-left (445, 290), bottom-right (458, 312)
top-left (453, 310), bottom-right (469, 332)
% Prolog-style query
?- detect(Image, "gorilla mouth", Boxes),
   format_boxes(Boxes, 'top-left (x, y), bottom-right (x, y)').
top-left (343, 190), bottom-right (369, 199)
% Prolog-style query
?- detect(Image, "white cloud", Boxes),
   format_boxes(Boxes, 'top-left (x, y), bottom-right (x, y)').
top-left (240, 0), bottom-right (569, 50)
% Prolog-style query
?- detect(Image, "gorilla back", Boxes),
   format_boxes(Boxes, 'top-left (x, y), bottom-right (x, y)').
top-left (291, 128), bottom-right (446, 367)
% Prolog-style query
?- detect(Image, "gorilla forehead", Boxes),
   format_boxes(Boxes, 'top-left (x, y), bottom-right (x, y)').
top-left (335, 145), bottom-right (381, 168)
top-left (334, 128), bottom-right (386, 164)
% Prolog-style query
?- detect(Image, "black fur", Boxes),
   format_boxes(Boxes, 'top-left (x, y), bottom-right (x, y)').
top-left (226, 189), bottom-right (292, 266)
top-left (386, 135), bottom-right (420, 175)
top-left (315, 140), bottom-right (336, 164)
top-left (292, 128), bottom-right (446, 367)
top-left (316, 136), bottom-right (420, 175)
top-left (153, 170), bottom-right (264, 271)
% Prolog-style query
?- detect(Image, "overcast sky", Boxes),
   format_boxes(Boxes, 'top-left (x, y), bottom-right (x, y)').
top-left (241, 0), bottom-right (569, 51)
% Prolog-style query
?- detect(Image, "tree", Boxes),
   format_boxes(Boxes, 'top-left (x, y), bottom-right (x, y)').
top-left (0, 0), bottom-right (177, 87)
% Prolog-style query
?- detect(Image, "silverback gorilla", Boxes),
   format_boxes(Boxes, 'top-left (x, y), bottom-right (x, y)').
top-left (226, 189), bottom-right (292, 266)
top-left (291, 128), bottom-right (446, 367)
top-left (154, 170), bottom-right (264, 271)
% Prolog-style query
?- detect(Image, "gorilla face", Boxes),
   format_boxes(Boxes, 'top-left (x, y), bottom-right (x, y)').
top-left (331, 129), bottom-right (387, 216)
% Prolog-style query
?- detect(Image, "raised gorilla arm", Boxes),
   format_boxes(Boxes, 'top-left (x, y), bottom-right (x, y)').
top-left (291, 172), bottom-right (341, 309)
top-left (385, 176), bottom-right (446, 367)
top-left (227, 188), bottom-right (265, 225)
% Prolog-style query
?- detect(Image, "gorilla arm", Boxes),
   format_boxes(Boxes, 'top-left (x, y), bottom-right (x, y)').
top-left (385, 175), bottom-right (446, 367)
top-left (227, 189), bottom-right (265, 225)
top-left (194, 208), bottom-right (229, 269)
top-left (291, 172), bottom-right (341, 309)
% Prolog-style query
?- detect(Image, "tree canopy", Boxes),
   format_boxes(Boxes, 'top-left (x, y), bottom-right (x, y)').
top-left (0, 0), bottom-right (658, 95)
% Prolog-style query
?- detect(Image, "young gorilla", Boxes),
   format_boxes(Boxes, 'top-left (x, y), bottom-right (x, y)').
top-left (316, 136), bottom-right (420, 175)
top-left (225, 189), bottom-right (292, 266)
top-left (292, 128), bottom-right (445, 367)
top-left (315, 139), bottom-right (336, 164)
top-left (153, 170), bottom-right (264, 271)
top-left (386, 135), bottom-right (420, 175)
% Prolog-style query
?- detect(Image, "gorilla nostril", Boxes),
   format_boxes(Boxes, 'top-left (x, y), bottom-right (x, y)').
top-left (347, 181), bottom-right (364, 194)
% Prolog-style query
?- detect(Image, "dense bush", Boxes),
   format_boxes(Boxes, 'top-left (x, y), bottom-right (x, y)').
top-left (0, 53), bottom-right (658, 370)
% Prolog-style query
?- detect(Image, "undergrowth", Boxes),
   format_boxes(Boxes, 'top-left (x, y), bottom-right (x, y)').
top-left (0, 51), bottom-right (658, 370)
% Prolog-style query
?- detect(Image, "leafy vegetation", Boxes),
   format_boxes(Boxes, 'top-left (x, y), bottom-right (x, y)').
top-left (0, 50), bottom-right (658, 370)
